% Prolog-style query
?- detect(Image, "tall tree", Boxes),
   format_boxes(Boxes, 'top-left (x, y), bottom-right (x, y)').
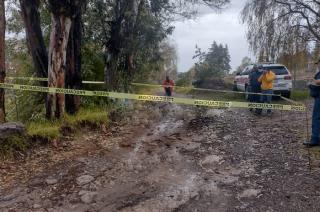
top-left (193, 41), bottom-right (231, 81)
top-left (236, 56), bottom-right (253, 74)
top-left (46, 0), bottom-right (83, 119)
top-left (65, 1), bottom-right (86, 115)
top-left (242, 0), bottom-right (320, 61)
top-left (85, 0), bottom-right (230, 91)
top-left (0, 0), bottom-right (6, 123)
top-left (20, 0), bottom-right (48, 78)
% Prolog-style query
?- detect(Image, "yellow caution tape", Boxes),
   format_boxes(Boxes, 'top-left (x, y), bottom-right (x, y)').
top-left (6, 76), bottom-right (48, 81)
top-left (5, 77), bottom-right (286, 98)
top-left (0, 83), bottom-right (306, 112)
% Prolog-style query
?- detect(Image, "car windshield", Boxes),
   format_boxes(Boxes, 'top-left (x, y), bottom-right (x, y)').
top-left (262, 66), bottom-right (288, 75)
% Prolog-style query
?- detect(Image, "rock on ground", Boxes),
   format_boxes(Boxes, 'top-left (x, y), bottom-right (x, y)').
top-left (0, 122), bottom-right (25, 139)
top-left (76, 175), bottom-right (95, 186)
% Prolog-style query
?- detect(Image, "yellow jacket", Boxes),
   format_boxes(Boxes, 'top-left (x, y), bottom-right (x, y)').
top-left (258, 71), bottom-right (276, 90)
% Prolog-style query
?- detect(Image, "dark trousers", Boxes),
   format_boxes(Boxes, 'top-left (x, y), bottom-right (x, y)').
top-left (249, 86), bottom-right (261, 103)
top-left (311, 98), bottom-right (320, 144)
top-left (165, 88), bottom-right (172, 97)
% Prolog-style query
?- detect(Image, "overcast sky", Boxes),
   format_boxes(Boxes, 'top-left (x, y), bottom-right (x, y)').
top-left (171, 0), bottom-right (252, 73)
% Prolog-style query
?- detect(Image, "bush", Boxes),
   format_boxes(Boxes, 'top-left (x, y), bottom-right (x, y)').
top-left (26, 107), bottom-right (109, 140)
top-left (27, 120), bottom-right (60, 140)
top-left (0, 136), bottom-right (29, 159)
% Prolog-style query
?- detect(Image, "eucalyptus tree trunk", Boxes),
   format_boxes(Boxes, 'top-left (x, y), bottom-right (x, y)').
top-left (20, 0), bottom-right (48, 79)
top-left (46, 14), bottom-right (72, 119)
top-left (65, 10), bottom-right (83, 115)
top-left (0, 0), bottom-right (6, 123)
top-left (104, 0), bottom-right (122, 92)
top-left (123, 0), bottom-right (141, 91)
top-left (46, 0), bottom-right (83, 119)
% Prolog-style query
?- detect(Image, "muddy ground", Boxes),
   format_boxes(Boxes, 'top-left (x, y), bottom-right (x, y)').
top-left (1, 101), bottom-right (320, 212)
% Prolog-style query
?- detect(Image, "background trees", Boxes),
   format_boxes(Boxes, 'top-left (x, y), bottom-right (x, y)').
top-left (20, 0), bottom-right (48, 79)
top-left (241, 0), bottom-right (320, 62)
top-left (193, 41), bottom-right (231, 83)
top-left (2, 0), bottom-right (230, 121)
top-left (235, 56), bottom-right (253, 74)
top-left (0, 0), bottom-right (6, 123)
top-left (84, 0), bottom-right (230, 91)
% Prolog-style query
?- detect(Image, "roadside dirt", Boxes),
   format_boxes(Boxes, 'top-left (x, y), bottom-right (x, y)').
top-left (1, 101), bottom-right (320, 212)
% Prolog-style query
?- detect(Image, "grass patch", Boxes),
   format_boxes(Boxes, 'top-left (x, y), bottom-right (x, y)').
top-left (0, 136), bottom-right (29, 159)
top-left (189, 90), bottom-right (245, 101)
top-left (65, 107), bottom-right (108, 126)
top-left (291, 90), bottom-right (310, 101)
top-left (175, 87), bottom-right (193, 94)
top-left (131, 84), bottom-right (161, 95)
top-left (27, 120), bottom-right (61, 140)
top-left (26, 107), bottom-right (109, 140)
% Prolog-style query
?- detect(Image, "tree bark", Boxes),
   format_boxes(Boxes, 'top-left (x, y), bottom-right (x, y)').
top-left (104, 16), bottom-right (121, 91)
top-left (46, 0), bottom-right (84, 119)
top-left (104, 0), bottom-right (141, 91)
top-left (0, 0), bottom-right (6, 123)
top-left (46, 14), bottom-right (72, 119)
top-left (20, 0), bottom-right (48, 79)
top-left (65, 11), bottom-right (82, 115)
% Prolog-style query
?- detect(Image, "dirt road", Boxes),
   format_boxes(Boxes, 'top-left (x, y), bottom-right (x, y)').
top-left (1, 102), bottom-right (320, 212)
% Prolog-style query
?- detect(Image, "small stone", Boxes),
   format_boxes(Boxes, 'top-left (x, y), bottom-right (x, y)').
top-left (80, 191), bottom-right (97, 204)
top-left (46, 178), bottom-right (58, 185)
top-left (223, 135), bottom-right (232, 140)
top-left (201, 155), bottom-right (221, 165)
top-left (239, 189), bottom-right (261, 198)
top-left (76, 175), bottom-right (94, 186)
top-left (119, 140), bottom-right (132, 148)
top-left (0, 122), bottom-right (25, 139)
top-left (33, 204), bottom-right (41, 209)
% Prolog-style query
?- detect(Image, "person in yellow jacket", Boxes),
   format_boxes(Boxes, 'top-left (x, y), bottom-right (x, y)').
top-left (257, 69), bottom-right (276, 114)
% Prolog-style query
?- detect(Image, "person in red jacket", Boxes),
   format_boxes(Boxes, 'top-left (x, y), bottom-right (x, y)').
top-left (162, 76), bottom-right (174, 96)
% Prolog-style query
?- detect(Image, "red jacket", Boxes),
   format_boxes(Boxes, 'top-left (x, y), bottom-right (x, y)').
top-left (162, 80), bottom-right (174, 92)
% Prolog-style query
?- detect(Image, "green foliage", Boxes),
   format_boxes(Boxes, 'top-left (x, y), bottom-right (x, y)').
top-left (193, 41), bottom-right (231, 83)
top-left (291, 90), bottom-right (310, 101)
top-left (27, 120), bottom-right (60, 140)
top-left (83, 0), bottom-right (228, 89)
top-left (6, 0), bottom-right (24, 34)
top-left (0, 136), bottom-right (28, 159)
top-left (241, 0), bottom-right (318, 62)
top-left (134, 41), bottom-right (178, 83)
top-left (81, 42), bottom-right (105, 81)
top-left (3, 0), bottom-right (230, 121)
top-left (65, 107), bottom-right (108, 125)
top-left (5, 38), bottom-right (46, 122)
top-left (26, 107), bottom-right (109, 140)
top-left (176, 70), bottom-right (194, 87)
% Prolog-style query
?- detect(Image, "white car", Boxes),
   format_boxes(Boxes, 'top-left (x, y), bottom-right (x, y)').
top-left (234, 63), bottom-right (293, 98)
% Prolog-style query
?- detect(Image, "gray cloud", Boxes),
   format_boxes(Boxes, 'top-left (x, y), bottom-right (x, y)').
top-left (171, 0), bottom-right (252, 72)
